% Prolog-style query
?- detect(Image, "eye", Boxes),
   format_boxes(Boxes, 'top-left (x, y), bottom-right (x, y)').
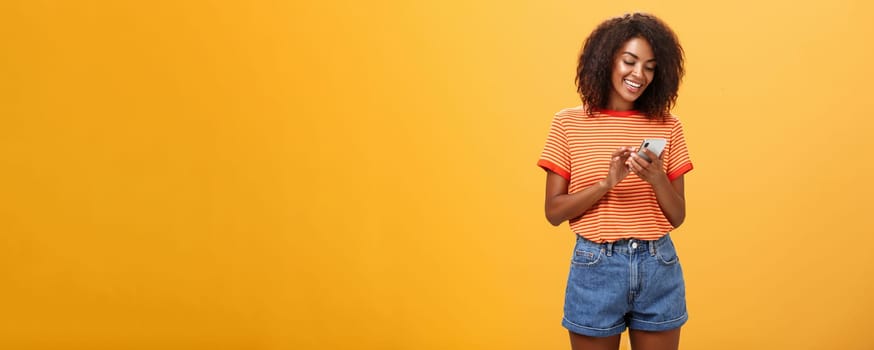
top-left (645, 66), bottom-right (656, 72)
top-left (623, 60), bottom-right (635, 66)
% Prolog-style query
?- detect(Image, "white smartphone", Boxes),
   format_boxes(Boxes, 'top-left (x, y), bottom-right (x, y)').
top-left (637, 138), bottom-right (666, 162)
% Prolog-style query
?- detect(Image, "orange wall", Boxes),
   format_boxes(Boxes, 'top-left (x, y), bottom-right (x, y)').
top-left (1, 0), bottom-right (872, 349)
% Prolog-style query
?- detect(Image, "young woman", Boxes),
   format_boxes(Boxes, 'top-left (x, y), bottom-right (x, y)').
top-left (537, 13), bottom-right (693, 350)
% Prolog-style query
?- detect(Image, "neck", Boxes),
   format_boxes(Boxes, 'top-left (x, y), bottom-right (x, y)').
top-left (606, 101), bottom-right (634, 111)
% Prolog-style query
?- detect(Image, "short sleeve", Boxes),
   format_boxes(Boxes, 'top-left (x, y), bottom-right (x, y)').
top-left (537, 115), bottom-right (572, 181)
top-left (665, 118), bottom-right (693, 181)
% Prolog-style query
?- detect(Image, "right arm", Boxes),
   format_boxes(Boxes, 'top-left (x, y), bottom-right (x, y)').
top-left (544, 147), bottom-right (632, 226)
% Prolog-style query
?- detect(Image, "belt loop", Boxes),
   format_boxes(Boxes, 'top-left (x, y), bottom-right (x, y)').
top-left (649, 239), bottom-right (656, 256)
top-left (605, 242), bottom-right (613, 256)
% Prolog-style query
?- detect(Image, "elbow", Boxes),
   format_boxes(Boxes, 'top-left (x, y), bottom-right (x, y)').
top-left (664, 201), bottom-right (686, 228)
top-left (544, 198), bottom-right (568, 226)
top-left (545, 209), bottom-right (564, 227)
top-left (669, 213), bottom-right (686, 228)
top-left (547, 217), bottom-right (563, 227)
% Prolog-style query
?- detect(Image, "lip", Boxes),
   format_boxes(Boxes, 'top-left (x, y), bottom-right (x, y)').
top-left (623, 79), bottom-right (643, 93)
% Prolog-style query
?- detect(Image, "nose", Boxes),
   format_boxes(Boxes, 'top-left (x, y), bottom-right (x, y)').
top-left (631, 64), bottom-right (643, 78)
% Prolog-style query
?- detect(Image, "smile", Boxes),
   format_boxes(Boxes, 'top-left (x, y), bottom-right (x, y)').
top-left (624, 79), bottom-right (642, 88)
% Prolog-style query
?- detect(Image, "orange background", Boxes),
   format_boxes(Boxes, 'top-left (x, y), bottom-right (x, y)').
top-left (1, 0), bottom-right (872, 349)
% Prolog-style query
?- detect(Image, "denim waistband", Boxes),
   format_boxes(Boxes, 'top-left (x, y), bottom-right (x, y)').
top-left (577, 234), bottom-right (671, 257)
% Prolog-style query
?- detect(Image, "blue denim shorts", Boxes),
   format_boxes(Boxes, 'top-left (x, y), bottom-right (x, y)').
top-left (562, 234), bottom-right (688, 337)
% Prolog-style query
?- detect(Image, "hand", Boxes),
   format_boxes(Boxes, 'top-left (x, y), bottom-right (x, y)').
top-left (626, 148), bottom-right (668, 185)
top-left (603, 147), bottom-right (633, 189)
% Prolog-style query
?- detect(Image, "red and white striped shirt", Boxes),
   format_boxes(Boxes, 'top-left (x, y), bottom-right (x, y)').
top-left (538, 106), bottom-right (693, 243)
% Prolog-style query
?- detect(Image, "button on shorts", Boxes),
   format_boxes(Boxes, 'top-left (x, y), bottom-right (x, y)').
top-left (562, 234), bottom-right (688, 337)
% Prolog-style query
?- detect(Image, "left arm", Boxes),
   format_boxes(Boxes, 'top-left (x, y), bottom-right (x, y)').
top-left (627, 149), bottom-right (686, 227)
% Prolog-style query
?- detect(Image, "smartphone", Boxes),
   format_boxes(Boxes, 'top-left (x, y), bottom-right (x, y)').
top-left (637, 138), bottom-right (666, 162)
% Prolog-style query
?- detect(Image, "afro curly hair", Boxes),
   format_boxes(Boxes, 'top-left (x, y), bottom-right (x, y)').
top-left (576, 13), bottom-right (685, 119)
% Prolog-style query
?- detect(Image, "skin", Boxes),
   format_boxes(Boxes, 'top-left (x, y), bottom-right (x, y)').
top-left (607, 36), bottom-right (656, 111)
top-left (545, 37), bottom-right (685, 350)
top-left (568, 328), bottom-right (681, 350)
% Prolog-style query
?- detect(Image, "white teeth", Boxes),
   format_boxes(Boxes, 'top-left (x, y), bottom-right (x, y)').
top-left (624, 79), bottom-right (642, 88)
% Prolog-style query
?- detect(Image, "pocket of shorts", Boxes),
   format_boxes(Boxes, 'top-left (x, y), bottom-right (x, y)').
top-left (571, 247), bottom-right (603, 267)
top-left (656, 239), bottom-right (679, 265)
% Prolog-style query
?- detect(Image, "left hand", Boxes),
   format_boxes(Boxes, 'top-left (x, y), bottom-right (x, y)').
top-left (626, 148), bottom-right (668, 185)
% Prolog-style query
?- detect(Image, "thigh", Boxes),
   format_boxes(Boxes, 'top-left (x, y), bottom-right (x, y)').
top-left (628, 328), bottom-right (681, 350)
top-left (569, 331), bottom-right (621, 350)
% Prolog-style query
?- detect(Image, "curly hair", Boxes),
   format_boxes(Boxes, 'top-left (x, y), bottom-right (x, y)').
top-left (576, 13), bottom-right (684, 119)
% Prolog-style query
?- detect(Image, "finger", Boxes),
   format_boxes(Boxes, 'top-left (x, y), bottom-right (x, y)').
top-left (611, 147), bottom-right (631, 157)
top-left (637, 148), bottom-right (652, 163)
top-left (629, 152), bottom-right (649, 168)
top-left (644, 148), bottom-right (667, 163)
top-left (628, 156), bottom-right (643, 172)
top-left (615, 149), bottom-right (633, 160)
top-left (615, 157), bottom-right (631, 173)
top-left (630, 164), bottom-right (644, 177)
top-left (642, 149), bottom-right (666, 169)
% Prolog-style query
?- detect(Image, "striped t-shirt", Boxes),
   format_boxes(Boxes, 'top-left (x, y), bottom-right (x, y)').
top-left (537, 106), bottom-right (693, 243)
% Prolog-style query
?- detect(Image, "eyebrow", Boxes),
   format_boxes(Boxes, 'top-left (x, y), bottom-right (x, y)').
top-left (623, 52), bottom-right (656, 63)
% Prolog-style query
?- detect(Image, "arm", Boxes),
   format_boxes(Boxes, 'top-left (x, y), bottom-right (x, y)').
top-left (627, 149), bottom-right (686, 227)
top-left (650, 174), bottom-right (685, 227)
top-left (544, 147), bottom-right (633, 226)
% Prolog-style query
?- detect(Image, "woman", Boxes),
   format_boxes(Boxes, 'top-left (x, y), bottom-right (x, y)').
top-left (537, 13), bottom-right (693, 350)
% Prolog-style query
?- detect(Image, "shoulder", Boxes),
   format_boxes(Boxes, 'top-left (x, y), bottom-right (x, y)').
top-left (554, 105), bottom-right (590, 121)
top-left (661, 113), bottom-right (684, 127)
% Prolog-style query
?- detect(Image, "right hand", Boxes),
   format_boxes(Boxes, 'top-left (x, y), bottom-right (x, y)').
top-left (602, 147), bottom-right (633, 189)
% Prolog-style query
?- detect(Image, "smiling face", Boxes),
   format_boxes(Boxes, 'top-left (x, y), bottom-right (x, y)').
top-left (607, 37), bottom-right (656, 111)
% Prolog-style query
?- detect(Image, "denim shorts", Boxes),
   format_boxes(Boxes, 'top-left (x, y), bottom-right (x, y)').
top-left (562, 234), bottom-right (688, 337)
